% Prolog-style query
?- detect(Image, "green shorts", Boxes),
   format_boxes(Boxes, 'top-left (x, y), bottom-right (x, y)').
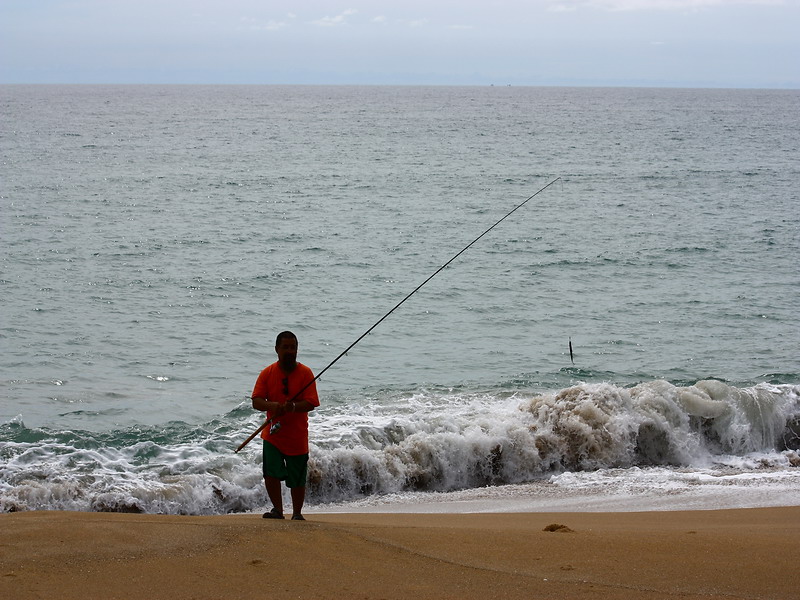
top-left (262, 441), bottom-right (309, 489)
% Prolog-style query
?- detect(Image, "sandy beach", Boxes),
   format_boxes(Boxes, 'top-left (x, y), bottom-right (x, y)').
top-left (1, 507), bottom-right (798, 600)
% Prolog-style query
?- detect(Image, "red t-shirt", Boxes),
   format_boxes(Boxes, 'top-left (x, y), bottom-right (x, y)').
top-left (252, 362), bottom-right (319, 455)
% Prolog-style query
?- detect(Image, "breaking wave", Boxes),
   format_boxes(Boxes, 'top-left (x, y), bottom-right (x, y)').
top-left (1, 380), bottom-right (798, 514)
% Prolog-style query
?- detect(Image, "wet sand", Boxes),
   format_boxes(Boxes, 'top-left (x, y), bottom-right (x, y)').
top-left (1, 507), bottom-right (798, 599)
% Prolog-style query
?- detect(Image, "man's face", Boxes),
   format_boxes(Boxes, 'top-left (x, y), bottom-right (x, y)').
top-left (275, 336), bottom-right (298, 369)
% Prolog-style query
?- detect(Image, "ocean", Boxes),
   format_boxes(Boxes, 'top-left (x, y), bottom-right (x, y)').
top-left (1, 84), bottom-right (799, 515)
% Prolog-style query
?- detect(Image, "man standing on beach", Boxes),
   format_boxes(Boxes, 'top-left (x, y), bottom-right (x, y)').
top-left (251, 331), bottom-right (319, 521)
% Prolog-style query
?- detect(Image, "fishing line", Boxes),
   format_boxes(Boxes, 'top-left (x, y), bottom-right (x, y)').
top-left (235, 176), bottom-right (562, 453)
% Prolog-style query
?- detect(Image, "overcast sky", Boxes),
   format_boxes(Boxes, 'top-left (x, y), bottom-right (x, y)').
top-left (1, 0), bottom-right (798, 87)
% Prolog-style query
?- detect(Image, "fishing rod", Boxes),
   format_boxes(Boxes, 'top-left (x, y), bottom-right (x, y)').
top-left (235, 176), bottom-right (562, 453)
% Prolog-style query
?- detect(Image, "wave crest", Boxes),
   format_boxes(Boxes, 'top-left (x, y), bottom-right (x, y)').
top-left (2, 381), bottom-right (798, 513)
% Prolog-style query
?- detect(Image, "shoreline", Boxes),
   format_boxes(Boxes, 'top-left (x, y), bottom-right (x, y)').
top-left (2, 506), bottom-right (798, 600)
top-left (306, 463), bottom-right (800, 514)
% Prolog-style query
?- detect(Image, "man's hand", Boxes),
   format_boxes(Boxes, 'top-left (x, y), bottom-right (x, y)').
top-left (251, 397), bottom-right (287, 414)
top-left (272, 401), bottom-right (290, 417)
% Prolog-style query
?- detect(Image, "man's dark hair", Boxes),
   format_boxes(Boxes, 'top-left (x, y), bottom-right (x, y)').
top-left (275, 331), bottom-right (298, 347)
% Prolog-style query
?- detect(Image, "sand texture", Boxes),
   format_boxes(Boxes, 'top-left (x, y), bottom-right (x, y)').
top-left (1, 507), bottom-right (798, 599)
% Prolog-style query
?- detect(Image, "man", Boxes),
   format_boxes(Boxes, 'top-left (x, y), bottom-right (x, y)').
top-left (251, 331), bottom-right (319, 520)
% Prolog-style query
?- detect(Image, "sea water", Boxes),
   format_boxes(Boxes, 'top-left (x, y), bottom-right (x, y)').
top-left (1, 85), bottom-right (798, 514)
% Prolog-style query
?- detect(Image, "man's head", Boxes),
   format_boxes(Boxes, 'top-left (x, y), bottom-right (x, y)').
top-left (275, 331), bottom-right (298, 371)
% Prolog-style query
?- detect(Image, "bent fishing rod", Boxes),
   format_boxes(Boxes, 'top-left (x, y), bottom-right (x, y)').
top-left (234, 176), bottom-right (562, 453)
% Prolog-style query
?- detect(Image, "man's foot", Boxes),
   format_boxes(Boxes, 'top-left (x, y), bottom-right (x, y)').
top-left (262, 508), bottom-right (284, 519)
top-left (291, 514), bottom-right (306, 521)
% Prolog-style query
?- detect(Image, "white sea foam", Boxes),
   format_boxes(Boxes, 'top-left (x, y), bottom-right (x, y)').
top-left (307, 381), bottom-right (800, 497)
top-left (1, 381), bottom-right (798, 514)
top-left (312, 465), bottom-right (800, 514)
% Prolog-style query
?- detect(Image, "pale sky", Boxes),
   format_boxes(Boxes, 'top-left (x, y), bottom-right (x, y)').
top-left (1, 0), bottom-right (798, 87)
